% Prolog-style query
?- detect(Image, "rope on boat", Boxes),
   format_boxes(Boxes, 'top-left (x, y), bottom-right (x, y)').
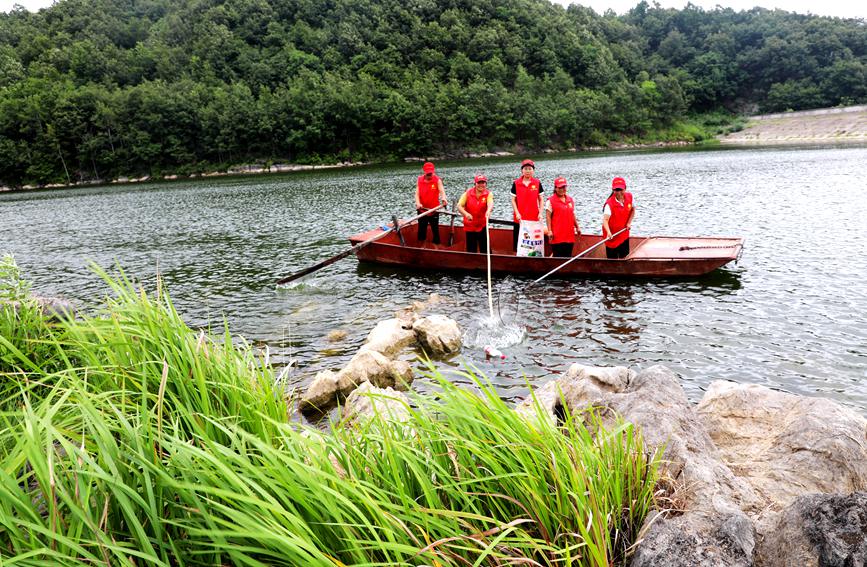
top-left (678, 244), bottom-right (740, 251)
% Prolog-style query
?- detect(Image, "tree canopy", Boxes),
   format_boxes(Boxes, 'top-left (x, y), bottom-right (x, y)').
top-left (1, 0), bottom-right (865, 186)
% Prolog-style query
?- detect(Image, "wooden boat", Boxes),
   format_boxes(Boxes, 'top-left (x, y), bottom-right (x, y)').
top-left (348, 220), bottom-right (743, 278)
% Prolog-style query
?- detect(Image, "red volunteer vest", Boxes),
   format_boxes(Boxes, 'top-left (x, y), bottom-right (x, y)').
top-left (548, 194), bottom-right (577, 244)
top-left (417, 174), bottom-right (441, 209)
top-left (462, 188), bottom-right (490, 232)
top-left (513, 177), bottom-right (541, 222)
top-left (604, 192), bottom-right (633, 248)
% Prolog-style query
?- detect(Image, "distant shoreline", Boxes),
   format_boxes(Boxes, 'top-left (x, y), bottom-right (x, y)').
top-left (5, 132), bottom-right (867, 194)
top-left (0, 140), bottom-right (696, 193)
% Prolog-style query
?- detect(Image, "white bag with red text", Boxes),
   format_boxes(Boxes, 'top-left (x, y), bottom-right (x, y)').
top-left (516, 220), bottom-right (545, 257)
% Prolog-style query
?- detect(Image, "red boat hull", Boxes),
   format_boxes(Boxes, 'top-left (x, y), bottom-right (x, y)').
top-left (349, 222), bottom-right (743, 278)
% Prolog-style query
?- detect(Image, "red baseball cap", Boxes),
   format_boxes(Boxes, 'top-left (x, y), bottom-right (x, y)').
top-left (521, 159), bottom-right (535, 169)
top-left (612, 177), bottom-right (627, 189)
top-left (554, 176), bottom-right (567, 188)
top-left (474, 174), bottom-right (488, 183)
top-left (422, 162), bottom-right (435, 173)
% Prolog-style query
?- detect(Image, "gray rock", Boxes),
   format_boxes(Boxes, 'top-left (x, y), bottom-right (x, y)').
top-left (300, 370), bottom-right (340, 412)
top-left (513, 365), bottom-right (628, 427)
top-left (360, 318), bottom-right (416, 357)
top-left (412, 314), bottom-right (461, 356)
top-left (696, 381), bottom-right (867, 519)
top-left (631, 511), bottom-right (755, 567)
top-left (605, 367), bottom-right (760, 512)
top-left (519, 365), bottom-right (760, 567)
top-left (563, 363), bottom-right (634, 393)
top-left (5, 296), bottom-right (76, 320)
top-left (35, 295), bottom-right (76, 320)
top-left (609, 368), bottom-right (759, 567)
top-left (515, 365), bottom-right (635, 427)
top-left (342, 382), bottom-right (411, 424)
top-left (394, 308), bottom-right (419, 329)
top-left (756, 492), bottom-right (867, 567)
top-left (389, 360), bottom-right (414, 391)
top-left (336, 350), bottom-right (414, 396)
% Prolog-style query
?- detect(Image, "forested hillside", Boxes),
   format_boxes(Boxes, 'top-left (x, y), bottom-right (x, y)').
top-left (1, 0), bottom-right (865, 187)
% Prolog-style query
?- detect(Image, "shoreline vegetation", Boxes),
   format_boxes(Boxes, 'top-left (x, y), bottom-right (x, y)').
top-left (0, 255), bottom-right (661, 565)
top-left (0, 137), bottom-right (700, 192)
top-left (2, 0), bottom-right (865, 191)
top-left (1, 110), bottom-right (738, 192)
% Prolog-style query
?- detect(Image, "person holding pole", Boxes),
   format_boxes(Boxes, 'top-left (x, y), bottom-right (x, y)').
top-left (510, 159), bottom-right (544, 250)
top-left (457, 174), bottom-right (493, 253)
top-left (544, 176), bottom-right (580, 258)
top-left (416, 161), bottom-right (448, 246)
top-left (602, 176), bottom-right (635, 259)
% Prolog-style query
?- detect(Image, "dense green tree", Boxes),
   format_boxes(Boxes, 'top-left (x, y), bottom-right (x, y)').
top-left (0, 0), bottom-right (865, 187)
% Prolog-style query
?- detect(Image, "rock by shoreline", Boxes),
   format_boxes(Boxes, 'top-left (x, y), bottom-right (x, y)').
top-left (517, 364), bottom-right (866, 566)
top-left (300, 295), bottom-right (461, 414)
top-left (332, 307), bottom-right (866, 566)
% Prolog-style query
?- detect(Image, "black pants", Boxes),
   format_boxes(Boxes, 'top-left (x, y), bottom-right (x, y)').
top-left (465, 229), bottom-right (487, 253)
top-left (605, 239), bottom-right (630, 259)
top-left (512, 223), bottom-right (519, 250)
top-left (417, 213), bottom-right (440, 244)
top-left (551, 242), bottom-right (574, 258)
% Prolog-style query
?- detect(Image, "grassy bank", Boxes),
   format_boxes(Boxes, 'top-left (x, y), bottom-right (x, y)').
top-left (593, 111), bottom-right (746, 147)
top-left (0, 256), bottom-right (659, 566)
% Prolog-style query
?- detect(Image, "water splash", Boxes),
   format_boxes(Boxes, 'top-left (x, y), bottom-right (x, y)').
top-left (463, 314), bottom-right (525, 351)
top-left (275, 278), bottom-right (329, 293)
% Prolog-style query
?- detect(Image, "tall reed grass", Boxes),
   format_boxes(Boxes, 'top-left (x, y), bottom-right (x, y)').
top-left (0, 260), bottom-right (659, 566)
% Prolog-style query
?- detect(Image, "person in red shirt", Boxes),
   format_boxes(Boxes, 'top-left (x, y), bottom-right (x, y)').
top-left (602, 176), bottom-right (636, 259)
top-left (415, 161), bottom-right (448, 246)
top-left (510, 159), bottom-right (544, 250)
top-left (544, 176), bottom-right (580, 257)
top-left (457, 174), bottom-right (493, 253)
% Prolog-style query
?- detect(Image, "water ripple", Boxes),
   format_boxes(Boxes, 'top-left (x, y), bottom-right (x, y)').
top-left (2, 145), bottom-right (865, 415)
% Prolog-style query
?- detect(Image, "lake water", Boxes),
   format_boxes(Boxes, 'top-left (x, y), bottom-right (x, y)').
top-left (2, 144), bottom-right (866, 418)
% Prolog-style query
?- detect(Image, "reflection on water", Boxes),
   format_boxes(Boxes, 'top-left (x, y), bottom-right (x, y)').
top-left (2, 144), bottom-right (866, 416)
top-left (599, 284), bottom-right (642, 343)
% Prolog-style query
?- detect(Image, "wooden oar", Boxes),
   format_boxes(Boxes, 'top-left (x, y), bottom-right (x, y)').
top-left (529, 228), bottom-right (628, 287)
top-left (275, 205), bottom-right (444, 285)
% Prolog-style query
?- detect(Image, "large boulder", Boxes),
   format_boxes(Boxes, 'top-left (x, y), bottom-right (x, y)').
top-left (564, 363), bottom-right (634, 392)
top-left (756, 492), bottom-right (867, 567)
top-left (515, 364), bottom-right (633, 426)
top-left (336, 350), bottom-right (413, 395)
top-left (342, 382), bottom-right (412, 424)
top-left (696, 381), bottom-right (867, 518)
top-left (412, 314), bottom-right (461, 356)
top-left (518, 365), bottom-right (760, 567)
top-left (300, 370), bottom-right (340, 412)
top-left (606, 367), bottom-right (760, 567)
top-left (360, 318), bottom-right (416, 357)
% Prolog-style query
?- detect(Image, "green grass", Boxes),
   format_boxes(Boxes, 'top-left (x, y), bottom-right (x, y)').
top-left (0, 258), bottom-right (660, 566)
